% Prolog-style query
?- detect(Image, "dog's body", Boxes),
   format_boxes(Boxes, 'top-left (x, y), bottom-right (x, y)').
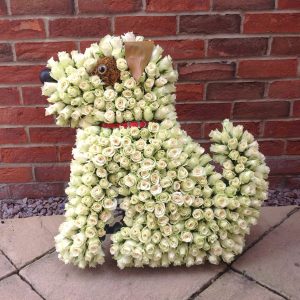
top-left (42, 33), bottom-right (269, 269)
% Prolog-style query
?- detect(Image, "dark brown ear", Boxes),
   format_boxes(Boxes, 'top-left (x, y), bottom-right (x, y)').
top-left (125, 41), bottom-right (154, 81)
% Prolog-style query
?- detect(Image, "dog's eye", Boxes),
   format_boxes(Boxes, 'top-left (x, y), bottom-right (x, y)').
top-left (97, 64), bottom-right (107, 75)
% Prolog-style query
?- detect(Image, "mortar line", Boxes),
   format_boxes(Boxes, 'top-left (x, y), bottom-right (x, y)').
top-left (230, 267), bottom-right (289, 300)
top-left (18, 273), bottom-right (46, 300)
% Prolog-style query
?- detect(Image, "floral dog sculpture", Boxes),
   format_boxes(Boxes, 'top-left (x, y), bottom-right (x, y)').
top-left (41, 33), bottom-right (269, 269)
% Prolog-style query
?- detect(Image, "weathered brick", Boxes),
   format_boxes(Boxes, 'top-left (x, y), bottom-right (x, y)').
top-left (29, 127), bottom-right (75, 144)
top-left (269, 80), bottom-right (300, 99)
top-left (146, 0), bottom-right (209, 12)
top-left (267, 158), bottom-right (300, 175)
top-left (286, 140), bottom-right (300, 155)
top-left (22, 86), bottom-right (47, 105)
top-left (115, 16), bottom-right (176, 36)
top-left (0, 19), bottom-right (45, 40)
top-left (278, 0), bottom-right (300, 9)
top-left (0, 0), bottom-right (7, 15)
top-left (7, 183), bottom-right (65, 199)
top-left (285, 177), bottom-right (300, 189)
top-left (10, 0), bottom-right (73, 15)
top-left (179, 62), bottom-right (235, 81)
top-left (0, 43), bottom-right (13, 62)
top-left (264, 120), bottom-right (300, 138)
top-left (294, 101), bottom-right (300, 117)
top-left (0, 128), bottom-right (27, 144)
top-left (259, 140), bottom-right (285, 156)
top-left (0, 107), bottom-right (53, 125)
top-left (176, 103), bottom-right (232, 121)
top-left (244, 13), bottom-right (300, 33)
top-left (0, 167), bottom-right (32, 183)
top-left (16, 41), bottom-right (76, 62)
top-left (0, 88), bottom-right (20, 105)
top-left (0, 146), bottom-right (58, 163)
top-left (59, 145), bottom-right (73, 161)
top-left (176, 83), bottom-right (204, 102)
top-left (0, 65), bottom-right (43, 84)
top-left (271, 37), bottom-right (300, 56)
top-left (180, 123), bottom-right (202, 139)
top-left (156, 39), bottom-right (204, 60)
top-left (207, 38), bottom-right (268, 58)
top-left (233, 101), bottom-right (290, 119)
top-left (180, 15), bottom-right (241, 34)
top-left (237, 59), bottom-right (297, 79)
top-left (213, 0), bottom-right (274, 10)
top-left (78, 0), bottom-right (142, 13)
top-left (269, 176), bottom-right (286, 189)
top-left (49, 18), bottom-right (110, 38)
top-left (35, 165), bottom-right (70, 182)
top-left (207, 82), bottom-right (265, 101)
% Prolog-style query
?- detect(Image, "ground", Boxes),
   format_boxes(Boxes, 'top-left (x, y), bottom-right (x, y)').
top-left (0, 206), bottom-right (299, 300)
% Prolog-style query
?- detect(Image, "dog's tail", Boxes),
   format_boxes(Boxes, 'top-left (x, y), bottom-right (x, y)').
top-left (208, 119), bottom-right (269, 225)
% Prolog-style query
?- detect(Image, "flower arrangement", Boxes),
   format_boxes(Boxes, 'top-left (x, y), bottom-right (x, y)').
top-left (42, 32), bottom-right (269, 269)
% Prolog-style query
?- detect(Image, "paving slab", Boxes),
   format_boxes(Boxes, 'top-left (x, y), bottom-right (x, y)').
top-left (0, 215), bottom-right (63, 268)
top-left (233, 209), bottom-right (300, 299)
top-left (20, 246), bottom-right (226, 300)
top-left (0, 274), bottom-right (42, 300)
top-left (0, 252), bottom-right (16, 280)
top-left (196, 270), bottom-right (284, 300)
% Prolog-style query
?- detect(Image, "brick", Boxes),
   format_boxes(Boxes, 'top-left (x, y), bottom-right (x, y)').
top-left (0, 128), bottom-right (27, 144)
top-left (207, 82), bottom-right (265, 101)
top-left (29, 127), bottom-right (76, 144)
top-left (264, 120), bottom-right (300, 138)
top-left (115, 16), bottom-right (176, 36)
top-left (79, 40), bottom-right (98, 52)
top-left (8, 183), bottom-right (65, 199)
top-left (0, 43), bottom-right (13, 62)
top-left (271, 37), bottom-right (300, 56)
top-left (269, 80), bottom-right (300, 99)
top-left (0, 88), bottom-right (20, 105)
top-left (176, 83), bottom-right (204, 102)
top-left (179, 62), bottom-right (235, 81)
top-left (294, 101), bottom-right (300, 117)
top-left (267, 158), bottom-right (300, 175)
top-left (146, 0), bottom-right (209, 12)
top-left (237, 59), bottom-right (297, 79)
top-left (0, 65), bottom-right (43, 84)
top-left (0, 107), bottom-right (53, 125)
top-left (207, 38), bottom-right (268, 58)
top-left (22, 86), bottom-right (47, 105)
top-left (0, 167), bottom-right (32, 183)
top-left (78, 0), bottom-right (142, 13)
top-left (49, 18), bottom-right (110, 38)
top-left (259, 140), bottom-right (285, 156)
top-left (16, 41), bottom-right (76, 62)
top-left (0, 19), bottom-right (45, 40)
top-left (285, 177), bottom-right (300, 189)
top-left (204, 121), bottom-right (260, 138)
top-left (59, 145), bottom-right (73, 161)
top-left (233, 101), bottom-right (290, 119)
top-left (180, 123), bottom-right (202, 139)
top-left (11, 0), bottom-right (73, 15)
top-left (0, 146), bottom-right (58, 163)
top-left (286, 140), bottom-right (300, 155)
top-left (176, 103), bottom-right (232, 121)
top-left (0, 0), bottom-right (7, 15)
top-left (278, 0), bottom-right (300, 9)
top-left (269, 176), bottom-right (286, 189)
top-left (35, 165), bottom-right (70, 182)
top-left (213, 0), bottom-right (274, 10)
top-left (180, 15), bottom-right (241, 34)
top-left (156, 40), bottom-right (204, 60)
top-left (244, 13), bottom-right (300, 33)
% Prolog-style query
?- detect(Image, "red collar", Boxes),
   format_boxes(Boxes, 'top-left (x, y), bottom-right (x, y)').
top-left (100, 121), bottom-right (149, 129)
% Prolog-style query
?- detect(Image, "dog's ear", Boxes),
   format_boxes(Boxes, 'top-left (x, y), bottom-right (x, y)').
top-left (125, 41), bottom-right (154, 81)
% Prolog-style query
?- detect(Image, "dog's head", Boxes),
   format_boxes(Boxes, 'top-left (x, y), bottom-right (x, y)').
top-left (42, 33), bottom-right (178, 128)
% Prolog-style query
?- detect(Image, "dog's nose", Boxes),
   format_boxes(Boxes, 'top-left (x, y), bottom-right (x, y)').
top-left (39, 68), bottom-right (57, 83)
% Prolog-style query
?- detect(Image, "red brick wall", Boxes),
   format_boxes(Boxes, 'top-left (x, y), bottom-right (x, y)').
top-left (0, 0), bottom-right (300, 199)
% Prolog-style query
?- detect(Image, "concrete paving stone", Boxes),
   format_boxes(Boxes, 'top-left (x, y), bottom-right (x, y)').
top-left (0, 274), bottom-right (42, 300)
top-left (245, 206), bottom-right (296, 247)
top-left (233, 210), bottom-right (300, 300)
top-left (0, 215), bottom-right (63, 268)
top-left (0, 252), bottom-right (16, 280)
top-left (196, 270), bottom-right (284, 300)
top-left (20, 245), bottom-right (226, 300)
